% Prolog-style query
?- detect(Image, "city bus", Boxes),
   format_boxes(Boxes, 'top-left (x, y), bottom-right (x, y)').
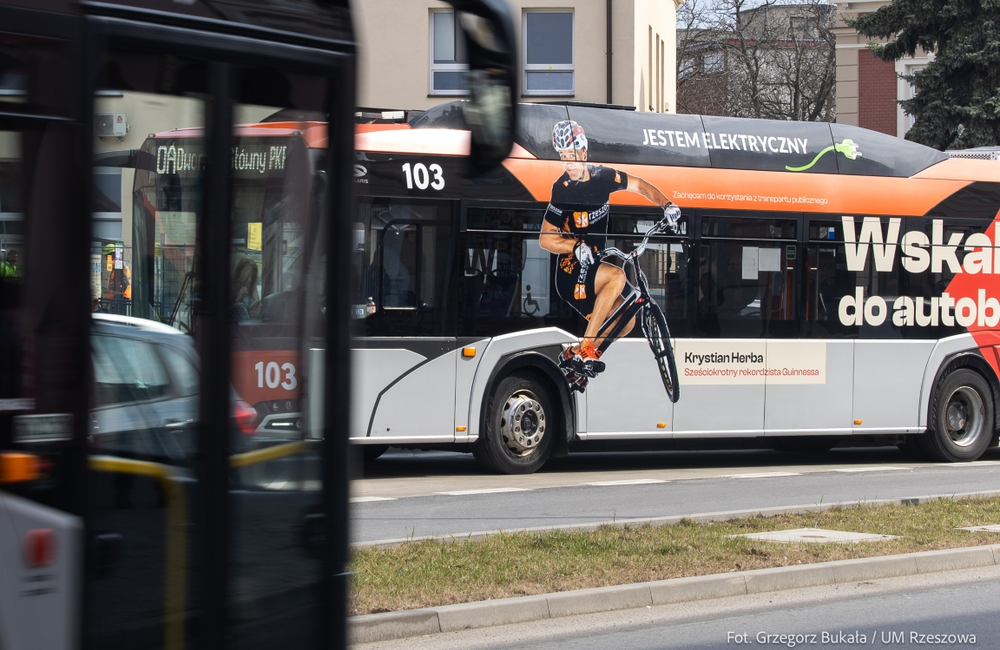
top-left (350, 100), bottom-right (1000, 474)
top-left (0, 1), bottom-right (518, 650)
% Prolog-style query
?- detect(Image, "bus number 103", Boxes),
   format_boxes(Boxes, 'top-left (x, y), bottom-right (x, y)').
top-left (402, 162), bottom-right (445, 190)
top-left (255, 361), bottom-right (298, 390)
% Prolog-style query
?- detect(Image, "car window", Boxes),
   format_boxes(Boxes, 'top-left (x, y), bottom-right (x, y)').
top-left (159, 345), bottom-right (199, 397)
top-left (92, 334), bottom-right (171, 406)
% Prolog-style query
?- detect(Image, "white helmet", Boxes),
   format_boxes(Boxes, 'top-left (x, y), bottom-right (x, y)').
top-left (552, 120), bottom-right (588, 152)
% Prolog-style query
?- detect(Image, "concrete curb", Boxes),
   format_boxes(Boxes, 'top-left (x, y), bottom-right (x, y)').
top-left (356, 490), bottom-right (1000, 549)
top-left (350, 544), bottom-right (1000, 644)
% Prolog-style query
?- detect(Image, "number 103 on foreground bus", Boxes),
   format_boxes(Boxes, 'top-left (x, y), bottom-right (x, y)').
top-left (348, 101), bottom-right (1000, 474)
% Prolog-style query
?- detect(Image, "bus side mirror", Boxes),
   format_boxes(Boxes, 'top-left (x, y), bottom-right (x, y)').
top-left (447, 0), bottom-right (518, 175)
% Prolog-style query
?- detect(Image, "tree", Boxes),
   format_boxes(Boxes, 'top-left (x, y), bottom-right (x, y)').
top-left (851, 0), bottom-right (1000, 150)
top-left (677, 0), bottom-right (836, 121)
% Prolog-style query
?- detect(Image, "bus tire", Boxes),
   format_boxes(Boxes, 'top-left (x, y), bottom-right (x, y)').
top-left (919, 369), bottom-right (994, 462)
top-left (473, 373), bottom-right (555, 474)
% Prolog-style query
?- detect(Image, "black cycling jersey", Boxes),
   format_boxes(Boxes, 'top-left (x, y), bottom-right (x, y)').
top-left (544, 164), bottom-right (629, 320)
top-left (543, 165), bottom-right (629, 251)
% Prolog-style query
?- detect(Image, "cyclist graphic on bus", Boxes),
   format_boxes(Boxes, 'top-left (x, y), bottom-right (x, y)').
top-left (540, 120), bottom-right (682, 399)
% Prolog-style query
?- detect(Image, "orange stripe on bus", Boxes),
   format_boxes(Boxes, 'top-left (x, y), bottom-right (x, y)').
top-left (502, 159), bottom-right (973, 216)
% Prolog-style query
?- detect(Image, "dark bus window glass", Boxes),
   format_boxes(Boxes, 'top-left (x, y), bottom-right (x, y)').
top-left (604, 231), bottom-right (693, 338)
top-left (466, 206), bottom-right (544, 231)
top-left (227, 71), bottom-right (329, 650)
top-left (703, 215), bottom-right (797, 240)
top-left (803, 216), bottom-right (980, 339)
top-left (353, 197), bottom-right (455, 337)
top-left (0, 32), bottom-right (73, 116)
top-left (0, 131), bottom-right (23, 281)
top-left (0, 128), bottom-right (25, 455)
top-left (700, 239), bottom-right (799, 338)
top-left (89, 56), bottom-right (207, 650)
top-left (459, 208), bottom-right (692, 338)
top-left (460, 205), bottom-right (580, 337)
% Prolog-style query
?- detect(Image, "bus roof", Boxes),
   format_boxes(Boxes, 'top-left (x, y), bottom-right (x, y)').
top-left (153, 101), bottom-right (997, 184)
top-left (405, 101), bottom-right (954, 179)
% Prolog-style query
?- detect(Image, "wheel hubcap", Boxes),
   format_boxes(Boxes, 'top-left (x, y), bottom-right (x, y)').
top-left (499, 390), bottom-right (546, 456)
top-left (944, 386), bottom-right (984, 447)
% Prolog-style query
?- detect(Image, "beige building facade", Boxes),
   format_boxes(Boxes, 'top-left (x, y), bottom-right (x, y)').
top-left (354, 0), bottom-right (681, 114)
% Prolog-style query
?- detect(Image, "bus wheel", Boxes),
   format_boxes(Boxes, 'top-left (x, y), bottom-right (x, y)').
top-left (920, 369), bottom-right (994, 462)
top-left (473, 373), bottom-right (555, 474)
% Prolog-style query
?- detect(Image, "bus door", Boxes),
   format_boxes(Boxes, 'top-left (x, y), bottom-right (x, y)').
top-left (0, 14), bottom-right (89, 650)
top-left (798, 219), bottom-right (856, 434)
top-left (351, 198), bottom-right (459, 442)
top-left (83, 14), bottom-right (347, 650)
top-left (759, 215), bottom-right (851, 435)
top-left (674, 214), bottom-right (797, 434)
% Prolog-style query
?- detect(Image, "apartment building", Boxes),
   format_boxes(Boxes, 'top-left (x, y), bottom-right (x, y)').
top-left (354, 0), bottom-right (681, 113)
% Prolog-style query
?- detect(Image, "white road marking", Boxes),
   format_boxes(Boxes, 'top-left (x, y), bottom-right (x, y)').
top-left (587, 479), bottom-right (669, 486)
top-left (832, 466), bottom-right (910, 473)
top-left (435, 487), bottom-right (531, 496)
top-left (724, 472), bottom-right (801, 479)
top-left (351, 496), bottom-right (398, 503)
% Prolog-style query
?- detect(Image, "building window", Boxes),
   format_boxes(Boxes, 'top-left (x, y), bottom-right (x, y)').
top-left (703, 51), bottom-right (724, 74)
top-left (430, 11), bottom-right (467, 95)
top-left (905, 65), bottom-right (925, 131)
top-left (790, 17), bottom-right (818, 38)
top-left (524, 12), bottom-right (573, 95)
top-left (679, 57), bottom-right (695, 79)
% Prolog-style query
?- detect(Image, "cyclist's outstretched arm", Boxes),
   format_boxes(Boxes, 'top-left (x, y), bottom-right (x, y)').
top-left (540, 219), bottom-right (577, 255)
top-left (626, 176), bottom-right (674, 211)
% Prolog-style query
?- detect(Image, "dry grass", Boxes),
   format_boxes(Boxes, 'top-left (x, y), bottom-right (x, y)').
top-left (350, 496), bottom-right (1000, 616)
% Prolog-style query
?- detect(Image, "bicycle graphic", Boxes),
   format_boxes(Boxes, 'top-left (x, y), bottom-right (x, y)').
top-left (561, 215), bottom-right (680, 403)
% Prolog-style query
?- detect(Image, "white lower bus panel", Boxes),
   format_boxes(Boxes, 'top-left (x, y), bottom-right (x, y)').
top-left (344, 331), bottom-right (993, 449)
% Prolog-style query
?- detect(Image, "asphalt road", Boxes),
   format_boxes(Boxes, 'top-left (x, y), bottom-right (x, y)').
top-left (351, 446), bottom-right (1000, 544)
top-left (354, 563), bottom-right (1000, 650)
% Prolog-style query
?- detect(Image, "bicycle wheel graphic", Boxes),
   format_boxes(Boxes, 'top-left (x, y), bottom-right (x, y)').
top-left (641, 301), bottom-right (679, 403)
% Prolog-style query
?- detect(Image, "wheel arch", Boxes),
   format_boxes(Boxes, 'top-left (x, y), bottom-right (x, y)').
top-left (464, 327), bottom-right (578, 444)
top-left (922, 350), bottom-right (1000, 447)
top-left (477, 350), bottom-right (577, 459)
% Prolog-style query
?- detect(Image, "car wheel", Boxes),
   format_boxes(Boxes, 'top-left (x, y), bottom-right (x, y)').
top-left (919, 369), bottom-right (994, 462)
top-left (473, 373), bottom-right (555, 474)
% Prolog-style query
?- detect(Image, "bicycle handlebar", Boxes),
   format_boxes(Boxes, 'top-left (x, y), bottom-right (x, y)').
top-left (601, 215), bottom-right (675, 264)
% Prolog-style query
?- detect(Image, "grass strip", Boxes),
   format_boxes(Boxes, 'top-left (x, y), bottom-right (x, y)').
top-left (351, 495), bottom-right (1000, 616)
